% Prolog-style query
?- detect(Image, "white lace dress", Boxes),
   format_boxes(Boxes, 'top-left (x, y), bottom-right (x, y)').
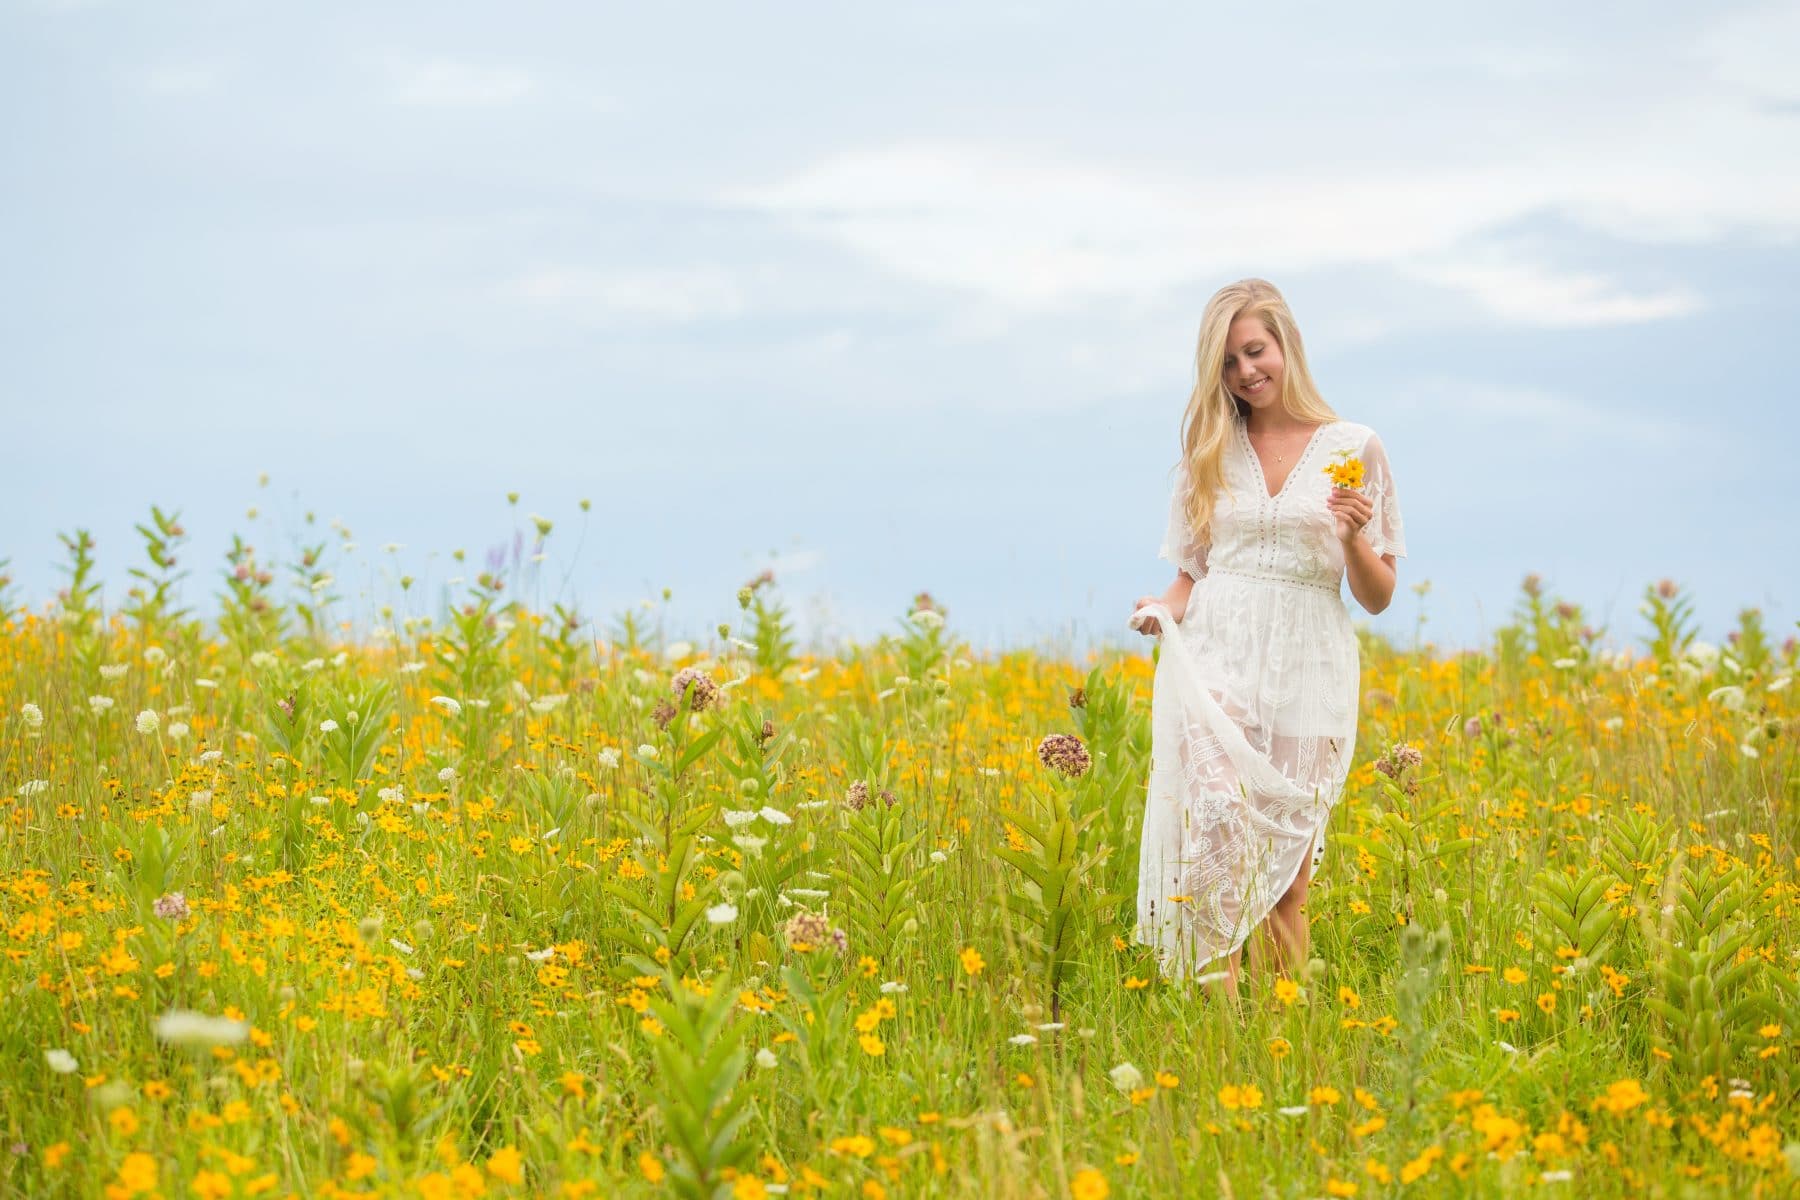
top-left (1131, 419), bottom-right (1405, 978)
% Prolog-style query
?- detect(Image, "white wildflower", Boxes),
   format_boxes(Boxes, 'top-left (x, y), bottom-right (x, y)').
top-left (21, 702), bottom-right (44, 729)
top-left (199, 749), bottom-right (223, 764)
top-left (195, 679), bottom-right (219, 690)
top-left (88, 695), bottom-right (114, 714)
top-left (1008, 1033), bottom-right (1038, 1046)
top-left (154, 1009), bottom-right (249, 1047)
top-left (378, 786), bottom-right (404, 804)
top-left (597, 747), bottom-right (621, 769)
top-left (1278, 1105), bottom-right (1310, 1117)
top-left (99, 663), bottom-right (130, 680)
top-left (637, 744), bottom-right (658, 760)
top-left (1108, 1062), bottom-right (1144, 1093)
top-left (1707, 685), bottom-right (1746, 710)
top-left (302, 658), bottom-right (325, 673)
top-left (388, 939), bottom-right (414, 955)
top-left (19, 780), bottom-right (50, 797)
top-left (429, 696), bottom-right (461, 717)
top-left (319, 719), bottom-right (339, 734)
top-left (249, 651), bottom-right (277, 670)
top-left (45, 1048), bottom-right (79, 1074)
top-left (758, 806), bottom-right (792, 826)
top-left (135, 710), bottom-right (160, 735)
top-left (722, 810), bottom-right (759, 829)
top-left (398, 661), bottom-right (427, 675)
top-left (167, 722), bottom-right (190, 740)
top-left (755, 1048), bottom-right (778, 1069)
top-left (437, 767), bottom-right (458, 785)
top-left (706, 903), bottom-right (739, 925)
top-left (909, 609), bottom-right (945, 630)
top-left (142, 646), bottom-right (167, 666)
top-left (664, 641), bottom-right (693, 662)
top-left (1540, 1171), bottom-right (1573, 1183)
top-left (525, 947), bottom-right (555, 963)
top-left (879, 981), bottom-right (908, 994)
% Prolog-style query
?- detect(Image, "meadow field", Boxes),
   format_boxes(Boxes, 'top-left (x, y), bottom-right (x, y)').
top-left (2, 518), bottom-right (1797, 1198)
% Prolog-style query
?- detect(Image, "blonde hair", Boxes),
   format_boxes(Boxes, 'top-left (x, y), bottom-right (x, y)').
top-left (1176, 278), bottom-right (1337, 545)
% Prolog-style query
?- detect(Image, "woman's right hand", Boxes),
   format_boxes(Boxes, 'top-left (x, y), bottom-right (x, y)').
top-left (1130, 594), bottom-right (1174, 637)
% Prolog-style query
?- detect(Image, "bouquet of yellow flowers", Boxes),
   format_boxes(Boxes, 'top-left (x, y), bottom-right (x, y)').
top-left (1322, 448), bottom-right (1365, 490)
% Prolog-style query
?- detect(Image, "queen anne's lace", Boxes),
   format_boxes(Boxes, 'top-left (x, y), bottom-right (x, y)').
top-left (1135, 420), bottom-right (1405, 977)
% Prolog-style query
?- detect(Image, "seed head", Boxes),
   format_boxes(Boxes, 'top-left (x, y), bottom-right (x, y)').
top-left (1037, 733), bottom-right (1092, 779)
top-left (670, 668), bottom-right (719, 713)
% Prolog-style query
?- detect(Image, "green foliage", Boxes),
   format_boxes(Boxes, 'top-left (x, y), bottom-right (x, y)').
top-left (122, 505), bottom-right (191, 638)
top-left (833, 800), bottom-right (923, 964)
top-left (644, 973), bottom-right (757, 1199)
top-left (1389, 923), bottom-right (1452, 1135)
top-left (1639, 581), bottom-right (1698, 668)
top-left (218, 535), bottom-right (284, 657)
top-left (746, 586), bottom-right (797, 678)
top-left (319, 680), bottom-right (394, 789)
top-left (1532, 863), bottom-right (1621, 959)
top-left (996, 776), bottom-right (1107, 1020)
top-left (1068, 662), bottom-right (1150, 921)
top-left (1729, 608), bottom-right (1772, 676)
top-left (601, 804), bottom-right (733, 979)
top-left (1643, 861), bottom-right (1784, 1081)
top-left (289, 540), bottom-right (340, 648)
top-left (894, 597), bottom-right (949, 681)
top-left (56, 528), bottom-right (105, 676)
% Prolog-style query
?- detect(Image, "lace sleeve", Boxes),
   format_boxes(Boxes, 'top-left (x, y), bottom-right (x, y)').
top-left (1358, 431), bottom-right (1407, 559)
top-left (1157, 458), bottom-right (1210, 580)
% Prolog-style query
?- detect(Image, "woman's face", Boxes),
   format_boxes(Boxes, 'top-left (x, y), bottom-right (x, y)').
top-left (1223, 316), bottom-right (1285, 408)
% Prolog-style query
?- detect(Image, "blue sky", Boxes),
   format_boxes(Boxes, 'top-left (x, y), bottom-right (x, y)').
top-left (3, 1), bottom-right (1796, 657)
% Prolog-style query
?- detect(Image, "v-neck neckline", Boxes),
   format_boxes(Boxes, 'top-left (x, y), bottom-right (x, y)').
top-left (1239, 420), bottom-right (1332, 501)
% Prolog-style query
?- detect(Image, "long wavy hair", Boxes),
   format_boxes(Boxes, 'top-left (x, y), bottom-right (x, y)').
top-left (1176, 278), bottom-right (1337, 545)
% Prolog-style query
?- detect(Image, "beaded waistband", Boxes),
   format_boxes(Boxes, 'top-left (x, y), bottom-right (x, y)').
top-left (1206, 566), bottom-right (1338, 593)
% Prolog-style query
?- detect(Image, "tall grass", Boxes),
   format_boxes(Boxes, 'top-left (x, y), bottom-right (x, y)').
top-left (1, 510), bottom-right (1796, 1197)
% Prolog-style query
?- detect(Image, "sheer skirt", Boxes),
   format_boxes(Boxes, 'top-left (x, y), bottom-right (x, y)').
top-left (1131, 584), bottom-right (1356, 978)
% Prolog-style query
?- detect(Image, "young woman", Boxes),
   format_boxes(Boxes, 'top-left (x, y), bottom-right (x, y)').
top-left (1128, 278), bottom-right (1405, 995)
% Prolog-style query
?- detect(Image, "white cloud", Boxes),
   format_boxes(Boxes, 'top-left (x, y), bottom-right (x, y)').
top-left (1700, 2), bottom-right (1800, 107)
top-left (142, 63), bottom-right (222, 96)
top-left (726, 47), bottom-right (1798, 329)
top-left (1399, 253), bottom-right (1702, 328)
top-left (387, 57), bottom-right (536, 106)
top-left (500, 266), bottom-right (744, 323)
top-left (763, 549), bottom-right (824, 576)
top-left (1392, 375), bottom-right (1716, 454)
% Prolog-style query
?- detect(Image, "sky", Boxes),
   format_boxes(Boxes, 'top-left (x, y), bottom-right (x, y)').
top-left (3, 0), bottom-right (1797, 659)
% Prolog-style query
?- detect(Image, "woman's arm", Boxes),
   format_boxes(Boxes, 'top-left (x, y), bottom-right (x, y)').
top-left (1164, 569), bottom-right (1196, 614)
top-left (1342, 535), bottom-right (1396, 615)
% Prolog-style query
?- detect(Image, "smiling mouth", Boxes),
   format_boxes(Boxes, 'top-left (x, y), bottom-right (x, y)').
top-left (1242, 378), bottom-right (1270, 394)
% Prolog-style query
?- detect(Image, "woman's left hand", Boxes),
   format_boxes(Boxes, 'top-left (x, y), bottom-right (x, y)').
top-left (1327, 487), bottom-right (1373, 545)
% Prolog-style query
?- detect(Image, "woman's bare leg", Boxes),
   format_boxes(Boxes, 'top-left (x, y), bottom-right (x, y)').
top-left (1268, 850), bottom-right (1315, 973)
